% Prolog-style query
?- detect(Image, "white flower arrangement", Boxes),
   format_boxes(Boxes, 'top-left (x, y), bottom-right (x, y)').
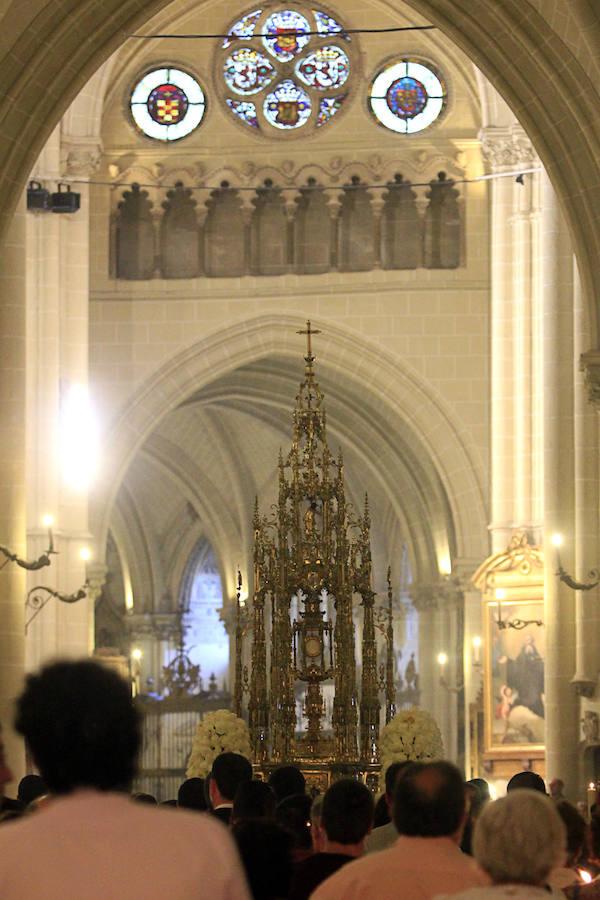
top-left (186, 709), bottom-right (252, 778)
top-left (379, 707), bottom-right (444, 777)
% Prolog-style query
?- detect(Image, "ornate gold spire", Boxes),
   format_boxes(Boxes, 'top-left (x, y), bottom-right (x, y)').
top-left (239, 323), bottom-right (392, 767)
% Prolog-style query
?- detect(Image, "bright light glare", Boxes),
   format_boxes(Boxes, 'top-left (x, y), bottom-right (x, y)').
top-left (551, 532), bottom-right (564, 547)
top-left (41, 514), bottom-right (54, 528)
top-left (472, 636), bottom-right (482, 649)
top-left (60, 384), bottom-right (99, 492)
top-left (495, 588), bottom-right (506, 600)
top-left (131, 648), bottom-right (143, 662)
top-left (589, 782), bottom-right (596, 791)
top-left (437, 652), bottom-right (448, 666)
top-left (79, 546), bottom-right (91, 562)
top-left (579, 870), bottom-right (593, 884)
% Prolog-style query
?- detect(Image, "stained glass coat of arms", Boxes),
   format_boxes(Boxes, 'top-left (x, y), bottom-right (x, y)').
top-left (219, 5), bottom-right (356, 135)
top-left (369, 60), bottom-right (446, 134)
top-left (130, 68), bottom-right (206, 141)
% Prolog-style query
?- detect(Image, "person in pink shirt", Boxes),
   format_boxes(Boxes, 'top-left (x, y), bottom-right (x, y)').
top-left (311, 761), bottom-right (488, 900)
top-left (0, 660), bottom-right (250, 900)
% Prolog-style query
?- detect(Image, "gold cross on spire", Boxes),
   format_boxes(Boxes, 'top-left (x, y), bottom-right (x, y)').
top-left (297, 320), bottom-right (321, 360)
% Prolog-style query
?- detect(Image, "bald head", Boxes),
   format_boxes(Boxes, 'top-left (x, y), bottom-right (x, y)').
top-left (393, 761), bottom-right (466, 839)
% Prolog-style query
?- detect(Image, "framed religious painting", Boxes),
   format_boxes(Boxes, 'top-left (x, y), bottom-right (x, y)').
top-left (472, 531), bottom-right (545, 762)
top-left (484, 597), bottom-right (545, 756)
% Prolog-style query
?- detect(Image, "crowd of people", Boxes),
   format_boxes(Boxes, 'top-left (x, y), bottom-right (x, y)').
top-left (0, 659), bottom-right (599, 899)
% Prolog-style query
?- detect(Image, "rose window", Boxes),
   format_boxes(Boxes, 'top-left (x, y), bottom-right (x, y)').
top-left (369, 60), bottom-right (447, 134)
top-left (218, 5), bottom-right (357, 135)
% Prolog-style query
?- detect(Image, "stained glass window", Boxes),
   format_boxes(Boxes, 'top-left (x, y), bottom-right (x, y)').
top-left (262, 10), bottom-right (311, 60)
top-left (264, 79), bottom-right (311, 129)
top-left (220, 6), bottom-right (356, 135)
top-left (226, 98), bottom-right (259, 128)
top-left (313, 10), bottom-right (348, 39)
top-left (316, 94), bottom-right (345, 127)
top-left (369, 60), bottom-right (446, 134)
top-left (222, 8), bottom-right (263, 49)
top-left (296, 45), bottom-right (349, 91)
top-left (224, 47), bottom-right (276, 95)
top-left (130, 68), bottom-right (206, 141)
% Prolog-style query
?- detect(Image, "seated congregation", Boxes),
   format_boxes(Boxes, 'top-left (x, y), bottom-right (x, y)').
top-left (0, 660), bottom-right (596, 899)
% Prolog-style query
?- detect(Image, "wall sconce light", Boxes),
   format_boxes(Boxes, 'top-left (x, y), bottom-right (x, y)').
top-left (25, 580), bottom-right (89, 633)
top-left (495, 587), bottom-right (543, 630)
top-left (553, 533), bottom-right (600, 592)
top-left (1, 514), bottom-right (56, 572)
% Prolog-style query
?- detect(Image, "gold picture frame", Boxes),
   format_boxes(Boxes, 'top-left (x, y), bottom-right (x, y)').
top-left (484, 597), bottom-right (545, 756)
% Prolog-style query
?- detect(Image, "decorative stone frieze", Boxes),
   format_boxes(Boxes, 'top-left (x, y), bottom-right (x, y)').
top-left (480, 125), bottom-right (537, 170)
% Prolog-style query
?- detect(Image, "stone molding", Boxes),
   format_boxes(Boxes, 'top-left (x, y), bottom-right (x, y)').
top-left (480, 125), bottom-right (537, 170)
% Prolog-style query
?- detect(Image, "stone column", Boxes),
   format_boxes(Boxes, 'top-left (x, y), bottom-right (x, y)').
top-left (411, 584), bottom-right (438, 720)
top-left (541, 170), bottom-right (578, 793)
top-left (25, 133), bottom-right (100, 670)
top-left (481, 126), bottom-right (542, 552)
top-left (572, 262), bottom-right (600, 697)
top-left (0, 199), bottom-right (27, 780)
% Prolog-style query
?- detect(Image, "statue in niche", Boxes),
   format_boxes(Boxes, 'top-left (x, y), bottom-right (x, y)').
top-left (583, 710), bottom-right (600, 744)
top-left (160, 182), bottom-right (200, 279)
top-left (204, 181), bottom-right (246, 277)
top-left (338, 175), bottom-right (375, 272)
top-left (423, 171), bottom-right (461, 269)
top-left (115, 183), bottom-right (155, 280)
top-left (250, 179), bottom-right (288, 276)
top-left (381, 174), bottom-right (420, 269)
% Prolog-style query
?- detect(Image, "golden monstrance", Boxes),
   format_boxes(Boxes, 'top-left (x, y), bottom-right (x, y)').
top-left (234, 322), bottom-right (396, 785)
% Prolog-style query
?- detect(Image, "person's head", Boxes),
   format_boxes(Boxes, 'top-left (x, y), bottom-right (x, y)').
top-left (550, 778), bottom-right (565, 799)
top-left (0, 725), bottom-right (13, 800)
top-left (556, 800), bottom-right (587, 866)
top-left (321, 779), bottom-right (374, 848)
top-left (232, 779), bottom-right (276, 823)
top-left (268, 765), bottom-right (306, 803)
top-left (210, 752), bottom-right (252, 806)
top-left (473, 790), bottom-right (566, 885)
top-left (17, 774), bottom-right (47, 807)
top-left (15, 660), bottom-right (140, 794)
top-left (275, 793), bottom-right (313, 855)
top-left (384, 760), bottom-right (411, 811)
top-left (468, 778), bottom-right (490, 805)
top-left (132, 792), bottom-right (157, 805)
top-left (393, 761), bottom-right (467, 842)
top-left (233, 820), bottom-right (293, 900)
top-left (507, 771), bottom-right (546, 794)
top-left (177, 777), bottom-right (208, 811)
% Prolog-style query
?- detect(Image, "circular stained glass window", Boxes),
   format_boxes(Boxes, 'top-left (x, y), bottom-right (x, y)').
top-left (219, 5), bottom-right (357, 136)
top-left (224, 47), bottom-right (276, 95)
top-left (369, 60), bottom-right (446, 134)
top-left (296, 45), bottom-right (349, 91)
top-left (130, 68), bottom-right (206, 141)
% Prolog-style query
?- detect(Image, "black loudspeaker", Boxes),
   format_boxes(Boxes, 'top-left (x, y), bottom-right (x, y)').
top-left (27, 181), bottom-right (51, 211)
top-left (51, 183), bottom-right (80, 213)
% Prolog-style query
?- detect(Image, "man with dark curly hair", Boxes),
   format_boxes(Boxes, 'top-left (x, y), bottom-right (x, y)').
top-left (0, 660), bottom-right (250, 900)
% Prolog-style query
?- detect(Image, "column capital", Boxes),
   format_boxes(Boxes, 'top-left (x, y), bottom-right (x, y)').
top-left (411, 577), bottom-right (464, 611)
top-left (60, 136), bottom-right (102, 178)
top-left (85, 562), bottom-right (108, 604)
top-left (480, 125), bottom-right (537, 171)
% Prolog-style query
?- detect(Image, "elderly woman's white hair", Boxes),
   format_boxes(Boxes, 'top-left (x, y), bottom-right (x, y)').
top-left (473, 789), bottom-right (566, 886)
